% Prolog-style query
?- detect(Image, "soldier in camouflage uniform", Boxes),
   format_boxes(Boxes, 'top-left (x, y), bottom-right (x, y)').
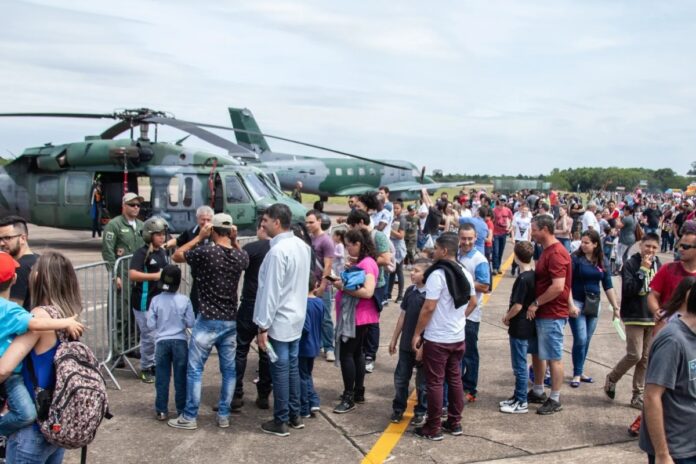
top-left (102, 192), bottom-right (145, 361)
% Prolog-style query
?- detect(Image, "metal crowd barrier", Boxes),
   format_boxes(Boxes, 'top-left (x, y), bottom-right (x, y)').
top-left (104, 235), bottom-right (259, 389)
top-left (74, 261), bottom-right (117, 388)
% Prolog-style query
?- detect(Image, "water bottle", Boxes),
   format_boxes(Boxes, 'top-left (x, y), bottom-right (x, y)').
top-left (266, 341), bottom-right (279, 363)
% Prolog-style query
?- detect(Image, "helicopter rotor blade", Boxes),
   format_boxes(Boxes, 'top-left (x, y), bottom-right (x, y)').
top-left (144, 116), bottom-right (256, 157)
top-left (183, 121), bottom-right (409, 171)
top-left (101, 120), bottom-right (134, 139)
top-left (0, 112), bottom-right (117, 119)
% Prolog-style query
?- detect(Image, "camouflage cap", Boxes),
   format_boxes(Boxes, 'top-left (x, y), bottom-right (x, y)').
top-left (122, 192), bottom-right (144, 204)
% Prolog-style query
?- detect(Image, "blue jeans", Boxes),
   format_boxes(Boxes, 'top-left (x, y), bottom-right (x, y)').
top-left (183, 317), bottom-right (237, 420)
top-left (269, 337), bottom-right (301, 424)
top-left (392, 349), bottom-right (427, 415)
top-left (321, 289), bottom-right (335, 352)
top-left (462, 321), bottom-right (480, 395)
top-left (509, 337), bottom-right (529, 403)
top-left (6, 425), bottom-right (65, 464)
top-left (568, 300), bottom-right (599, 377)
top-left (492, 234), bottom-right (507, 271)
top-left (0, 374), bottom-right (36, 436)
top-left (298, 356), bottom-right (320, 416)
top-left (155, 339), bottom-right (188, 415)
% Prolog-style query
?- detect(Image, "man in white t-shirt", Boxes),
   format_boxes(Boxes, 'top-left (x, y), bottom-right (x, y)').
top-left (411, 232), bottom-right (476, 441)
top-left (511, 205), bottom-right (532, 276)
top-left (581, 202), bottom-right (600, 232)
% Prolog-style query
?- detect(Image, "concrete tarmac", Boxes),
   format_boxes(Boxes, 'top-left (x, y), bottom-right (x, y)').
top-left (25, 224), bottom-right (664, 464)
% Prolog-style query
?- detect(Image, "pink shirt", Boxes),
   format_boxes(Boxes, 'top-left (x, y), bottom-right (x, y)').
top-left (335, 257), bottom-right (380, 326)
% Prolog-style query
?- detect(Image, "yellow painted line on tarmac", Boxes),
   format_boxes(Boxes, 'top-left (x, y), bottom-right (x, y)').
top-left (361, 252), bottom-right (515, 464)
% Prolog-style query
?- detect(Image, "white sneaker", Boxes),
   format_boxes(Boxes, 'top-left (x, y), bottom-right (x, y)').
top-left (499, 401), bottom-right (528, 414)
top-left (365, 361), bottom-right (375, 373)
top-left (168, 415), bottom-right (198, 430)
top-left (326, 351), bottom-right (336, 362)
top-left (217, 415), bottom-right (230, 428)
top-left (499, 396), bottom-right (516, 408)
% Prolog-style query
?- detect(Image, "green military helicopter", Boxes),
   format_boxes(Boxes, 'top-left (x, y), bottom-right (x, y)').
top-left (225, 107), bottom-right (475, 201)
top-left (0, 109), bottom-right (306, 235)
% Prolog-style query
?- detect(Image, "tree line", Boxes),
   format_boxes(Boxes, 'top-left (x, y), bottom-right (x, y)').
top-left (432, 166), bottom-right (695, 192)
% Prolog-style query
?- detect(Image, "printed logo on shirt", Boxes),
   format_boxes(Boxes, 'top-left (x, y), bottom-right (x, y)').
top-left (149, 259), bottom-right (158, 265)
top-left (690, 359), bottom-right (696, 382)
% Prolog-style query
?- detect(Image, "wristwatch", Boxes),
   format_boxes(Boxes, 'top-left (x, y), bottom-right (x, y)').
top-left (533, 299), bottom-right (540, 307)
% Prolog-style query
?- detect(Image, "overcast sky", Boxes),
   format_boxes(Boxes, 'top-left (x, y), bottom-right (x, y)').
top-left (1, 0), bottom-right (695, 175)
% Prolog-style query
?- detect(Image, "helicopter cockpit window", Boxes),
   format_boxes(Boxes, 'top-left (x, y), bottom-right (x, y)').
top-left (258, 174), bottom-right (283, 197)
top-left (347, 168), bottom-right (354, 176)
top-left (335, 168), bottom-right (342, 176)
top-left (243, 173), bottom-right (271, 200)
top-left (358, 168), bottom-right (366, 176)
top-left (369, 168), bottom-right (376, 176)
top-left (65, 173), bottom-right (92, 205)
top-left (36, 175), bottom-right (59, 204)
top-left (183, 177), bottom-right (193, 207)
top-left (225, 176), bottom-right (250, 204)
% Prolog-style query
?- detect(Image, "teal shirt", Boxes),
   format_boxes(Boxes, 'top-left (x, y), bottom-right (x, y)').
top-left (0, 297), bottom-right (33, 373)
top-left (372, 230), bottom-right (390, 287)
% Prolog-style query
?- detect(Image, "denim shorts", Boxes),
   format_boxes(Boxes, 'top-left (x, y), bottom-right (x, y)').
top-left (534, 318), bottom-right (567, 361)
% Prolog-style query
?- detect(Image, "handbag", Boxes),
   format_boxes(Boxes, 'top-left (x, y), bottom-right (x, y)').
top-left (575, 256), bottom-right (601, 318)
top-left (583, 291), bottom-right (601, 318)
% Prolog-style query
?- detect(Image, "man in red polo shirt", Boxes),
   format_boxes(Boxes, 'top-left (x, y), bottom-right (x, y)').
top-left (527, 214), bottom-right (572, 415)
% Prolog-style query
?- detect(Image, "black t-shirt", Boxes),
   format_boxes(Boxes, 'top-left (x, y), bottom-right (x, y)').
top-left (399, 285), bottom-right (426, 352)
top-left (185, 244), bottom-right (249, 321)
top-left (507, 270), bottom-right (536, 339)
top-left (423, 207), bottom-right (443, 235)
top-left (129, 246), bottom-right (169, 311)
top-left (240, 239), bottom-right (271, 305)
top-left (642, 208), bottom-right (661, 228)
top-left (674, 212), bottom-right (686, 235)
top-left (175, 226), bottom-right (212, 249)
top-left (10, 253), bottom-right (39, 311)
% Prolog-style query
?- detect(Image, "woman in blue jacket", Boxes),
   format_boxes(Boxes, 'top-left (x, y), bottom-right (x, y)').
top-left (568, 230), bottom-right (620, 388)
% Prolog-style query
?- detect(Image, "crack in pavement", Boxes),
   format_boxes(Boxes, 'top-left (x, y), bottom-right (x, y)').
top-left (465, 438), bottom-right (638, 463)
top-left (317, 409), bottom-right (369, 457)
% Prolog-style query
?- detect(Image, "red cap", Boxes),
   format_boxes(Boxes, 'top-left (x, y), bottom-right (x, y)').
top-left (0, 252), bottom-right (20, 283)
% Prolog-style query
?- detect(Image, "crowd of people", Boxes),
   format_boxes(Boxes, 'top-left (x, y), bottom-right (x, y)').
top-left (1, 184), bottom-right (695, 463)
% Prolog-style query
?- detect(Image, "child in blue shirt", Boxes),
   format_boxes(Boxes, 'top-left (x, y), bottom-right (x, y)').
top-left (147, 265), bottom-right (195, 421)
top-left (0, 252), bottom-right (84, 437)
top-left (299, 276), bottom-right (324, 418)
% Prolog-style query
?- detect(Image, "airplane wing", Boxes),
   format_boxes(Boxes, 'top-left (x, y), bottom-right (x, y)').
top-left (385, 180), bottom-right (476, 192)
top-left (334, 185), bottom-right (380, 196)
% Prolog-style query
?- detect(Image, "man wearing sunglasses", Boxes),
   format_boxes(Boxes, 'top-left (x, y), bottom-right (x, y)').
top-left (0, 216), bottom-right (37, 310)
top-left (102, 192), bottom-right (146, 360)
top-left (648, 224), bottom-right (696, 314)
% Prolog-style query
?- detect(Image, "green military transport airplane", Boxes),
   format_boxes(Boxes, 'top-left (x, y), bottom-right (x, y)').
top-left (0, 109), bottom-right (306, 235)
top-left (227, 107), bottom-right (474, 201)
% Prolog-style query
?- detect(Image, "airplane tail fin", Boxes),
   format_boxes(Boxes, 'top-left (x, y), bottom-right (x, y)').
top-left (228, 107), bottom-right (271, 153)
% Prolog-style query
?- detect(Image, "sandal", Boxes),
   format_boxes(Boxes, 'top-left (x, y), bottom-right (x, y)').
top-left (570, 380), bottom-right (580, 388)
top-left (580, 376), bottom-right (594, 383)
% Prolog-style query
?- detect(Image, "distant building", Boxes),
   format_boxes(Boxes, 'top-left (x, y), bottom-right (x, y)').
top-left (493, 179), bottom-right (551, 192)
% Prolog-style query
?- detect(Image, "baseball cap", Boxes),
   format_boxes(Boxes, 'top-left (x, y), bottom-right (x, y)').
top-left (212, 213), bottom-right (234, 229)
top-left (158, 264), bottom-right (181, 291)
top-left (0, 251), bottom-right (20, 284)
top-left (122, 192), bottom-right (144, 204)
top-left (407, 204), bottom-right (416, 212)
